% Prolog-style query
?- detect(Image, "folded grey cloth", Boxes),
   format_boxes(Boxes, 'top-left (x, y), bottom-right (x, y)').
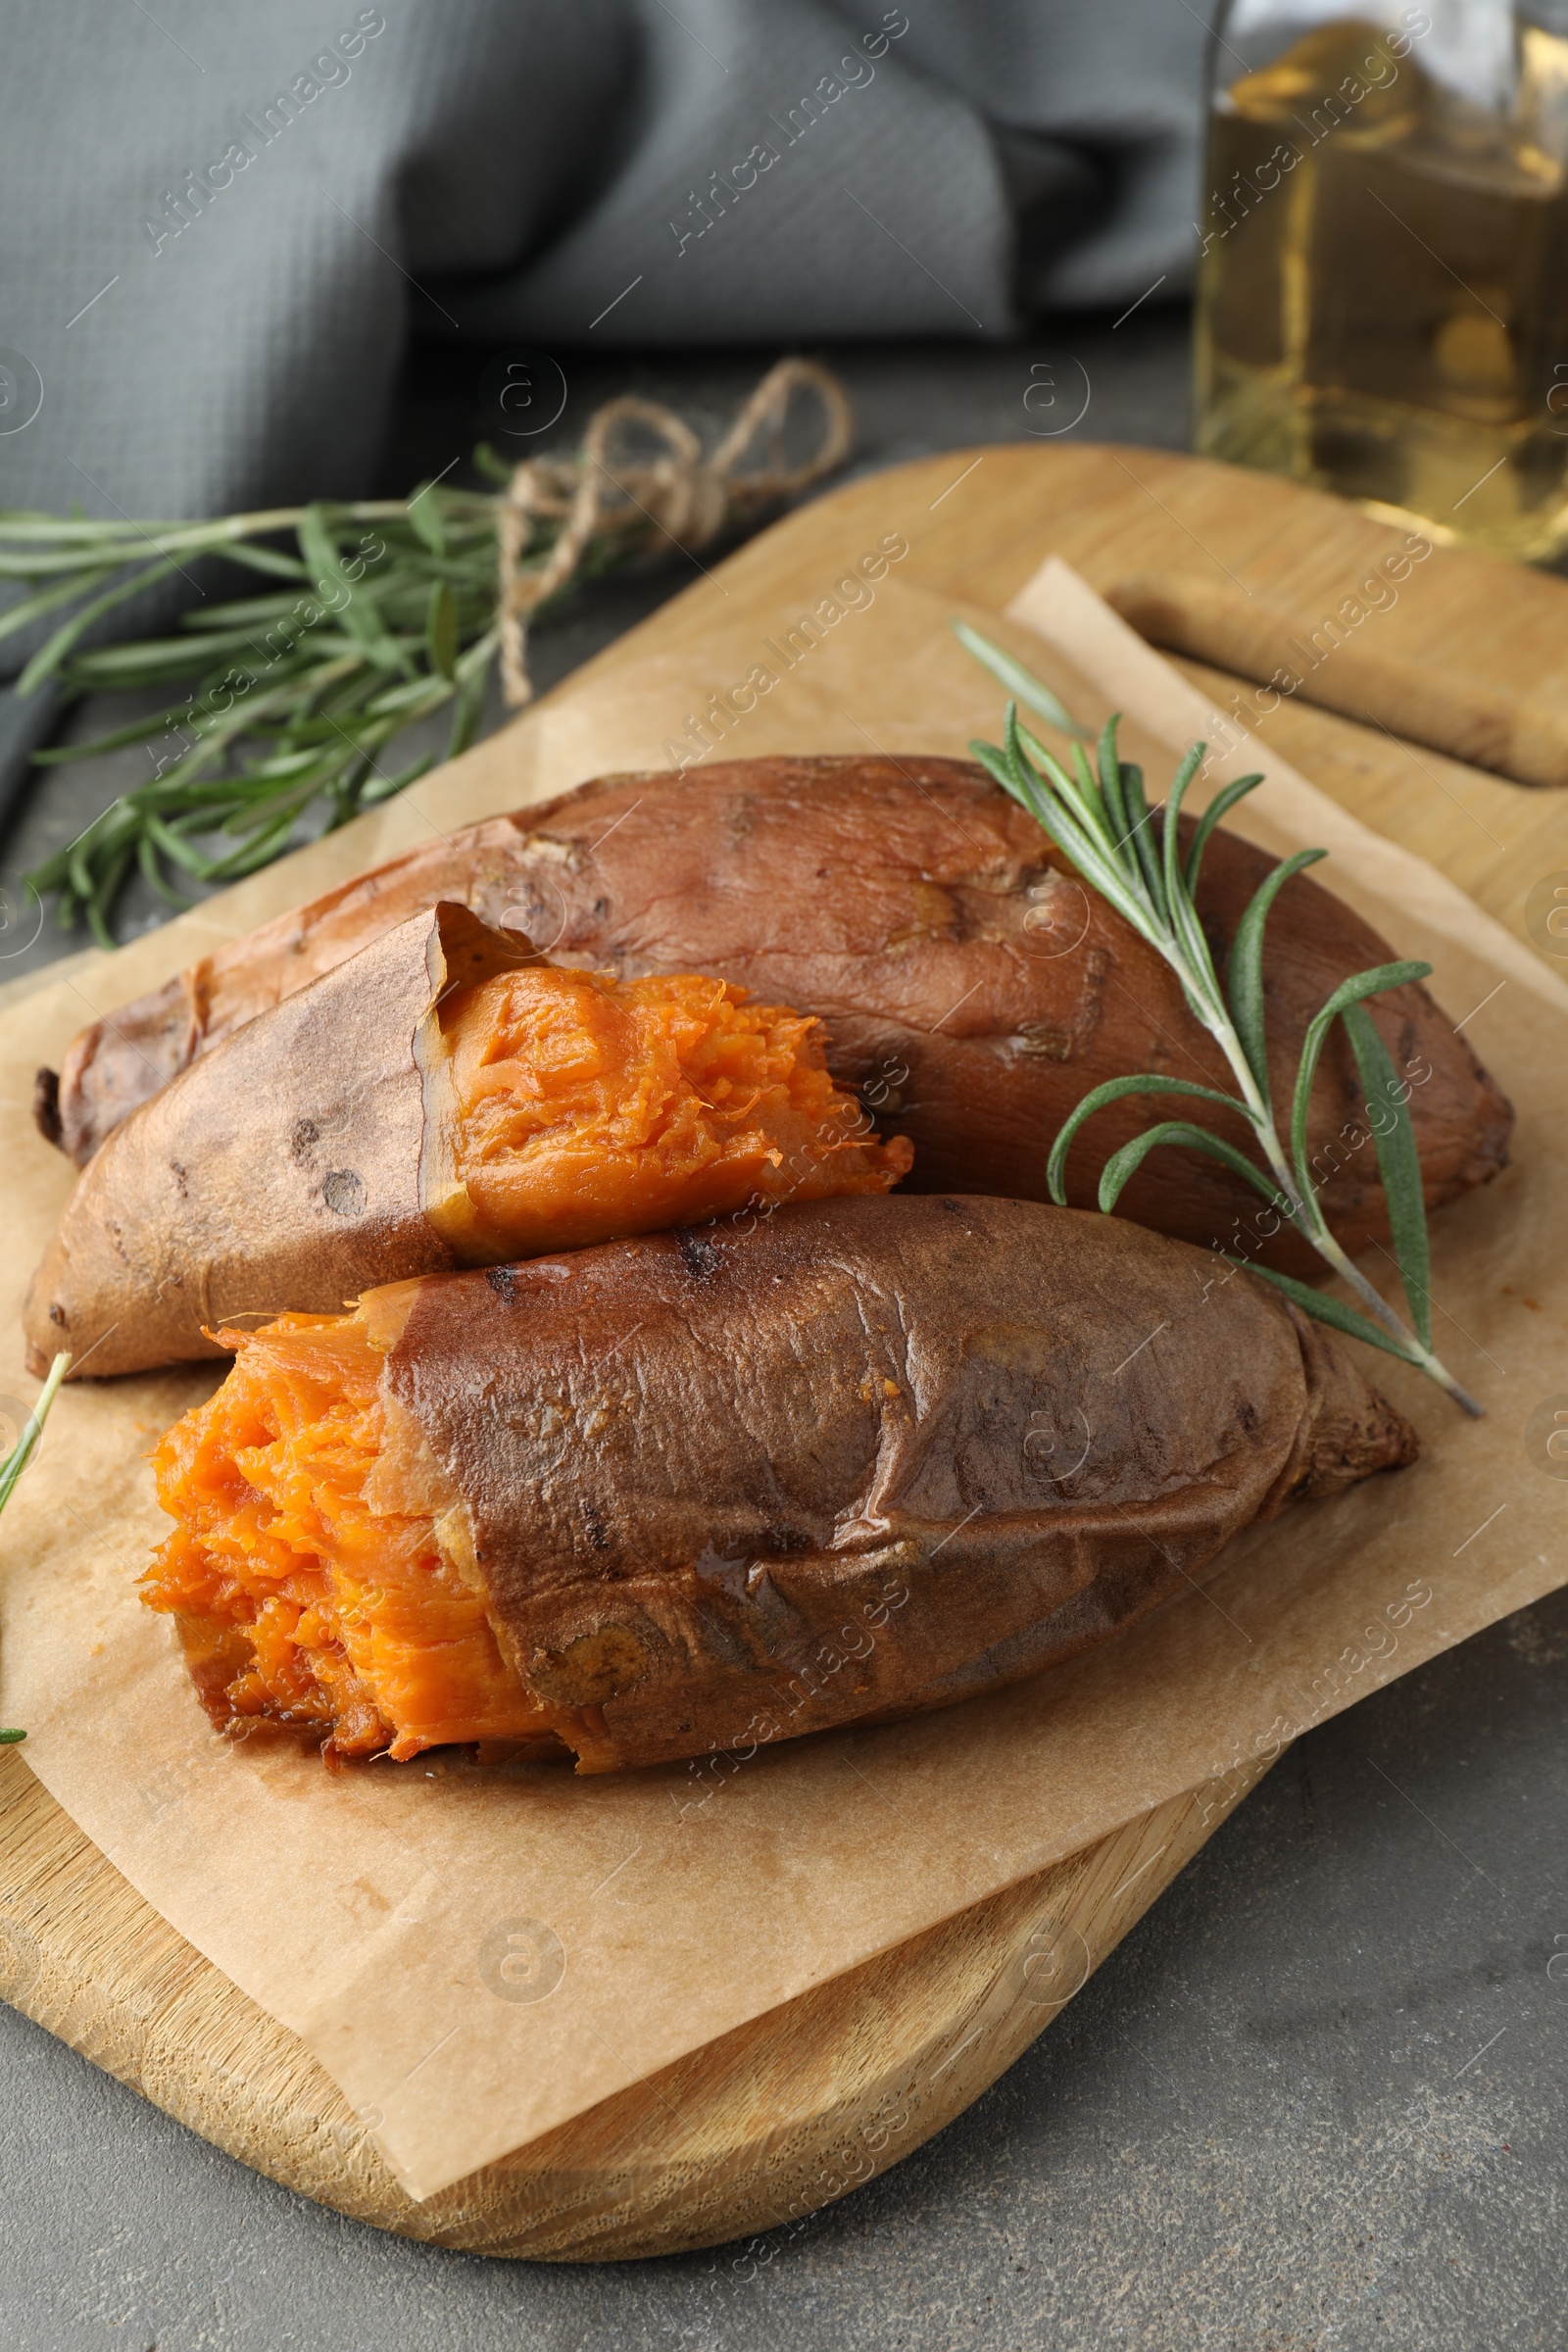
top-left (0, 0), bottom-right (1202, 537)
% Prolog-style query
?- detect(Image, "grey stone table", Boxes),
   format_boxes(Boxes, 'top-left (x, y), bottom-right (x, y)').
top-left (4, 314), bottom-right (1566, 2351)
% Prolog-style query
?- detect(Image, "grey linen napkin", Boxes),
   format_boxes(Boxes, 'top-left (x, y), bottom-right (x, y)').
top-left (0, 0), bottom-right (1202, 536)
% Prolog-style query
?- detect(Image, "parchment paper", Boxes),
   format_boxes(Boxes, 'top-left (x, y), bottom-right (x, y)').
top-left (2, 561), bottom-right (1563, 2204)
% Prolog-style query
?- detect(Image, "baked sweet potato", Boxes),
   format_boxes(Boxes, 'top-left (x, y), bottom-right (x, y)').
top-left (39, 759), bottom-right (1511, 1275)
top-left (24, 904), bottom-right (907, 1379)
top-left (143, 1194), bottom-right (1417, 1773)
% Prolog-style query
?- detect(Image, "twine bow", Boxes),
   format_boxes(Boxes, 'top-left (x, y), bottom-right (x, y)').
top-left (496, 356), bottom-right (854, 709)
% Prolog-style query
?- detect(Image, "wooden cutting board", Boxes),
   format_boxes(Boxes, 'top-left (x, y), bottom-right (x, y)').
top-left (3, 441), bottom-right (1567, 2261)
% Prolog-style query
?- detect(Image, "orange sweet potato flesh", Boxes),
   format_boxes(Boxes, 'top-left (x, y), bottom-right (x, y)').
top-left (145, 1195), bottom-right (1418, 1774)
top-left (438, 961), bottom-right (910, 1258)
top-left (143, 1307), bottom-right (578, 1762)
top-left (41, 758), bottom-right (1513, 1280)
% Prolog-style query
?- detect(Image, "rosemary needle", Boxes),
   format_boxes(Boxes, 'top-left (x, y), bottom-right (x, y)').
top-left (0, 1348), bottom-right (72, 1742)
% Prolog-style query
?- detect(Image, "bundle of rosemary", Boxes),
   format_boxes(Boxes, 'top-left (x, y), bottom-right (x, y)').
top-left (3, 480), bottom-right (500, 945)
top-left (957, 625), bottom-right (1482, 1417)
top-left (0, 360), bottom-right (850, 947)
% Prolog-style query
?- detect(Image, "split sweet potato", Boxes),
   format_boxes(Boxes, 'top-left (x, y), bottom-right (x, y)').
top-left (143, 1194), bottom-right (1418, 1773)
top-left (24, 904), bottom-right (907, 1378)
top-left (38, 759), bottom-right (1512, 1276)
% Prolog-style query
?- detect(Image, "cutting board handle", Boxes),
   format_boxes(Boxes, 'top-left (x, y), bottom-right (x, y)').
top-left (1107, 570), bottom-right (1568, 792)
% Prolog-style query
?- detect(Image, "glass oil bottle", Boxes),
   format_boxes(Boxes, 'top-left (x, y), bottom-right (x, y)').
top-left (1194, 3), bottom-right (1568, 560)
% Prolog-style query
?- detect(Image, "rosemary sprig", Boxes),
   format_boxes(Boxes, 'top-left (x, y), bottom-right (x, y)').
top-left (0, 1349), bottom-right (71, 1742)
top-left (5, 364), bottom-right (850, 944)
top-left (956, 625), bottom-right (1481, 1417)
top-left (1, 451), bottom-right (638, 948)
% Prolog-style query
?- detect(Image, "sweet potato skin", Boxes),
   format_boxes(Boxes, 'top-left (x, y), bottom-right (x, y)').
top-left (44, 760), bottom-right (1511, 1273)
top-left (24, 909), bottom-right (464, 1379)
top-left (383, 1194), bottom-right (1417, 1772)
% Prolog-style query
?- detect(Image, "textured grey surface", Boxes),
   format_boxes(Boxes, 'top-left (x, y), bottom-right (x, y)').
top-left (6, 322), bottom-right (1567, 2348)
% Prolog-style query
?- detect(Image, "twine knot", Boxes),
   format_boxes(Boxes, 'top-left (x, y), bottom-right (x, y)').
top-left (496, 357), bottom-right (853, 709)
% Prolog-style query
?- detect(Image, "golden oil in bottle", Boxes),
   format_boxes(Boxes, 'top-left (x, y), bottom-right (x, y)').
top-left (1193, 9), bottom-right (1568, 561)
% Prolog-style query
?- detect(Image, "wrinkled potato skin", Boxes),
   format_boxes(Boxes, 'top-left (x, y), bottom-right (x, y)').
top-left (44, 760), bottom-right (1512, 1273)
top-left (22, 906), bottom-right (544, 1379)
top-left (384, 1195), bottom-right (1417, 1773)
